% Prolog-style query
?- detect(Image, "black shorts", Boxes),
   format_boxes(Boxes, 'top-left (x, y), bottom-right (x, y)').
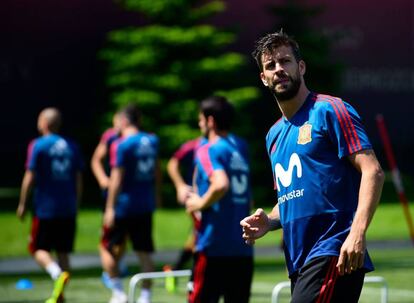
top-left (101, 214), bottom-right (154, 253)
top-left (189, 252), bottom-right (253, 303)
top-left (29, 217), bottom-right (76, 254)
top-left (290, 256), bottom-right (366, 303)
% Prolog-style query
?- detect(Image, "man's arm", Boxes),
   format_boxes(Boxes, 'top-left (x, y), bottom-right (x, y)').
top-left (240, 205), bottom-right (281, 245)
top-left (167, 157), bottom-right (192, 204)
top-left (17, 170), bottom-right (35, 220)
top-left (90, 142), bottom-right (110, 189)
top-left (185, 169), bottom-right (229, 212)
top-left (337, 149), bottom-right (384, 275)
top-left (104, 167), bottom-right (124, 228)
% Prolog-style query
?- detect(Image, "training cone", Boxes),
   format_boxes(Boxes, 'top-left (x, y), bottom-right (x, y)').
top-left (16, 278), bottom-right (33, 290)
top-left (163, 265), bottom-right (176, 293)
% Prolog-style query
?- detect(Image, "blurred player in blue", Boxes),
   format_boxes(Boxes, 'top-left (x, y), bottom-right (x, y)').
top-left (166, 137), bottom-right (205, 266)
top-left (91, 112), bottom-right (129, 289)
top-left (241, 30), bottom-right (385, 302)
top-left (91, 112), bottom-right (122, 192)
top-left (186, 96), bottom-right (254, 303)
top-left (102, 104), bottom-right (161, 303)
top-left (17, 107), bottom-right (84, 303)
top-left (166, 136), bottom-right (206, 293)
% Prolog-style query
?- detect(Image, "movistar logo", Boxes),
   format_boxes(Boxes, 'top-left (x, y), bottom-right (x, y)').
top-left (275, 153), bottom-right (302, 192)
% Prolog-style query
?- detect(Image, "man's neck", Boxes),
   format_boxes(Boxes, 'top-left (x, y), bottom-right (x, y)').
top-left (41, 129), bottom-right (53, 136)
top-left (122, 125), bottom-right (139, 137)
top-left (208, 130), bottom-right (228, 142)
top-left (276, 85), bottom-right (310, 120)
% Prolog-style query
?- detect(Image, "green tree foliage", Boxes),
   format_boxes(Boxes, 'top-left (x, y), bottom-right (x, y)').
top-left (99, 0), bottom-right (261, 206)
top-left (100, 0), bottom-right (260, 152)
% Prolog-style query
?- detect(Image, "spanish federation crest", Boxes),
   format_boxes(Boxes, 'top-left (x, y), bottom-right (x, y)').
top-left (297, 123), bottom-right (312, 145)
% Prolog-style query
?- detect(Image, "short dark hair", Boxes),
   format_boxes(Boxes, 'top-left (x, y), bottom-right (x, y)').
top-left (252, 29), bottom-right (302, 71)
top-left (200, 96), bottom-right (234, 131)
top-left (120, 103), bottom-right (141, 127)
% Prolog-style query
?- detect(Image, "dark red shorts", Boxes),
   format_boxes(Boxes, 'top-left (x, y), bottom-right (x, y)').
top-left (29, 217), bottom-right (76, 254)
top-left (189, 252), bottom-right (253, 303)
top-left (290, 256), bottom-right (366, 303)
top-left (101, 214), bottom-right (154, 253)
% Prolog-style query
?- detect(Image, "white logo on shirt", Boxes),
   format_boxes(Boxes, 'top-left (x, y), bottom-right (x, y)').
top-left (275, 153), bottom-right (302, 191)
top-left (230, 151), bottom-right (249, 204)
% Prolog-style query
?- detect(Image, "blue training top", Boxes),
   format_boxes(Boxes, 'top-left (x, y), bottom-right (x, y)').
top-left (26, 134), bottom-right (84, 219)
top-left (194, 134), bottom-right (253, 257)
top-left (266, 92), bottom-right (374, 276)
top-left (110, 131), bottom-right (159, 217)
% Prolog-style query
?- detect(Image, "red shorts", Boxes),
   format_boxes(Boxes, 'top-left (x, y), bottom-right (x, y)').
top-left (189, 252), bottom-right (253, 303)
top-left (101, 214), bottom-right (154, 253)
top-left (29, 217), bottom-right (76, 254)
top-left (290, 256), bottom-right (366, 303)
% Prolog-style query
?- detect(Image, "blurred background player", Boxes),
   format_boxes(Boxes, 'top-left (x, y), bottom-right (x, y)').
top-left (102, 104), bottom-right (161, 303)
top-left (90, 111), bottom-right (128, 289)
top-left (91, 112), bottom-right (122, 192)
top-left (17, 107), bottom-right (84, 303)
top-left (186, 96), bottom-right (254, 303)
top-left (166, 136), bottom-right (206, 284)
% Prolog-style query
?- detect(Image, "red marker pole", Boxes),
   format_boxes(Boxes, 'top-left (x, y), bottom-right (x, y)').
top-left (376, 114), bottom-right (414, 245)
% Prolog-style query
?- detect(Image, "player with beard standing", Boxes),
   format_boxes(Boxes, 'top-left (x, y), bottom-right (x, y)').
top-left (241, 30), bottom-right (384, 302)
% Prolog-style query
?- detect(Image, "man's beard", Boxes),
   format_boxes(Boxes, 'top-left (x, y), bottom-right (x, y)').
top-left (270, 75), bottom-right (301, 101)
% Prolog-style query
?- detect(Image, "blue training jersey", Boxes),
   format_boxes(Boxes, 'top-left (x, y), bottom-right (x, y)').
top-left (26, 134), bottom-right (84, 219)
top-left (266, 92), bottom-right (374, 276)
top-left (194, 134), bottom-right (253, 257)
top-left (110, 131), bottom-right (159, 217)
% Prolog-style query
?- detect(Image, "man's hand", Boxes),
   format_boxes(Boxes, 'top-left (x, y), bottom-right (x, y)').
top-left (98, 177), bottom-right (110, 190)
top-left (336, 231), bottom-right (366, 275)
top-left (240, 208), bottom-right (271, 245)
top-left (104, 207), bottom-right (115, 229)
top-left (185, 192), bottom-right (203, 213)
top-left (177, 184), bottom-right (192, 205)
top-left (16, 204), bottom-right (26, 221)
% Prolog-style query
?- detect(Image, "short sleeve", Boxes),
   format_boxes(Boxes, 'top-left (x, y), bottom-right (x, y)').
top-left (196, 144), bottom-right (225, 177)
top-left (173, 138), bottom-right (199, 161)
top-left (25, 139), bottom-right (38, 170)
top-left (110, 138), bottom-right (123, 168)
top-left (100, 128), bottom-right (116, 144)
top-left (325, 99), bottom-right (372, 158)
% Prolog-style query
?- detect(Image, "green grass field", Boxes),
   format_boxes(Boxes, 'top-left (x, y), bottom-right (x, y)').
top-left (1, 203), bottom-right (414, 257)
top-left (1, 203), bottom-right (414, 302)
top-left (0, 249), bottom-right (413, 302)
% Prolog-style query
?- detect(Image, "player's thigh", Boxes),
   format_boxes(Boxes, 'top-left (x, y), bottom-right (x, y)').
top-left (291, 256), bottom-right (338, 303)
top-left (189, 253), bottom-right (221, 303)
top-left (101, 219), bottom-right (128, 255)
top-left (223, 256), bottom-right (253, 303)
top-left (29, 217), bottom-right (52, 253)
top-left (53, 217), bottom-right (76, 253)
top-left (128, 214), bottom-right (154, 252)
top-left (330, 268), bottom-right (365, 303)
top-left (292, 256), bottom-right (366, 303)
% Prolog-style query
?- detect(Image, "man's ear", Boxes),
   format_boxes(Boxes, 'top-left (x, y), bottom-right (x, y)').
top-left (207, 115), bottom-right (215, 128)
top-left (260, 72), bottom-right (268, 86)
top-left (299, 60), bottom-right (306, 76)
